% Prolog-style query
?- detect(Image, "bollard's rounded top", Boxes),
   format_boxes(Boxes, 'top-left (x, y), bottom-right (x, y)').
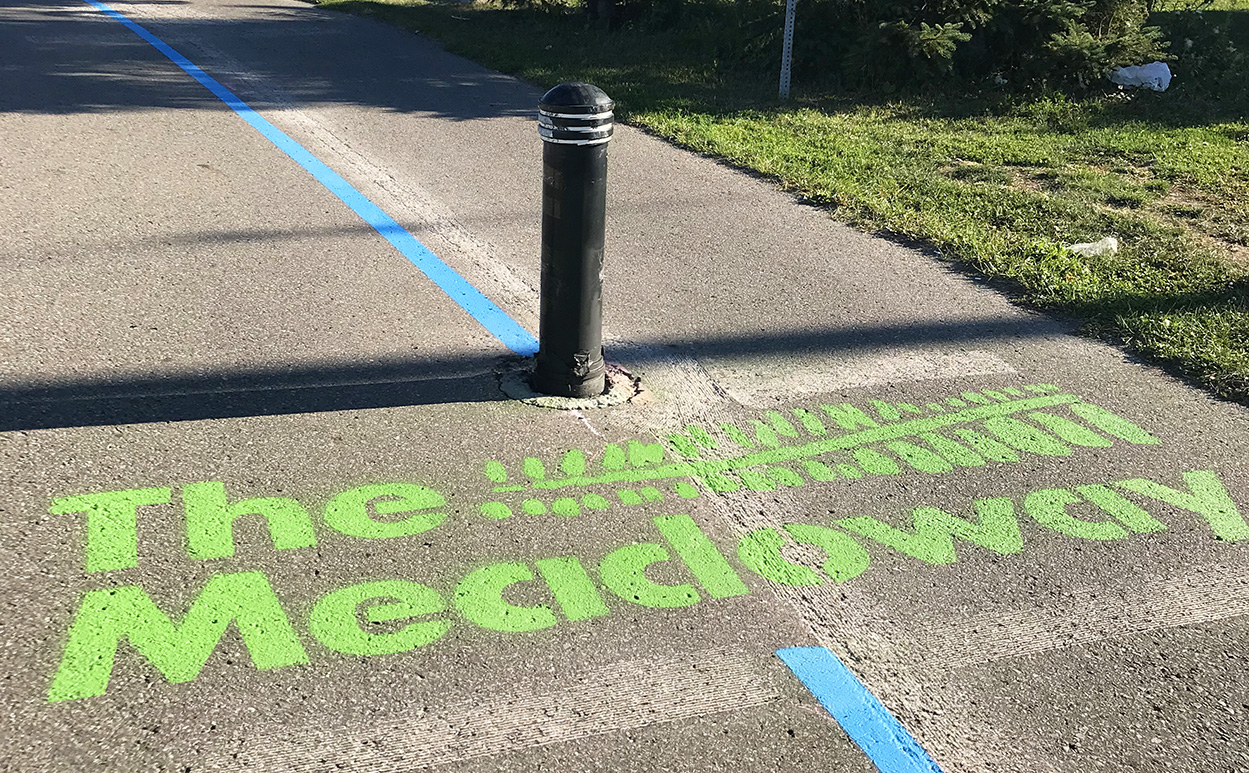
top-left (539, 82), bottom-right (614, 115)
top-left (538, 82), bottom-right (614, 146)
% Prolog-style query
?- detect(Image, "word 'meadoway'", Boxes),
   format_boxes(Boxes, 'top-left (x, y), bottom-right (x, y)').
top-left (47, 469), bottom-right (1246, 702)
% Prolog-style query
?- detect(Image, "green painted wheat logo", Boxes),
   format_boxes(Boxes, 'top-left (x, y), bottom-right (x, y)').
top-left (475, 384), bottom-right (1159, 519)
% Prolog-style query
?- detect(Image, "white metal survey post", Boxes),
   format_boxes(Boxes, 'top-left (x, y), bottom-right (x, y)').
top-left (779, 0), bottom-right (797, 100)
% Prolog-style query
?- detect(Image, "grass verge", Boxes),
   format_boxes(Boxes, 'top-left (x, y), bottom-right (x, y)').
top-left (317, 0), bottom-right (1249, 402)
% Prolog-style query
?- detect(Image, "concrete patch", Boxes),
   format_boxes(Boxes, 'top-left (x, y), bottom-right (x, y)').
top-left (498, 360), bottom-right (640, 410)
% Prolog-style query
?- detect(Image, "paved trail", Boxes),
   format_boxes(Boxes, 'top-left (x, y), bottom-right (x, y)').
top-left (2, 0), bottom-right (1247, 770)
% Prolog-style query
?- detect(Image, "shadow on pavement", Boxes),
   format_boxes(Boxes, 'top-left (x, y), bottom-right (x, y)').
top-left (0, 0), bottom-right (535, 121)
top-left (0, 353), bottom-right (507, 431)
top-left (0, 314), bottom-right (1059, 431)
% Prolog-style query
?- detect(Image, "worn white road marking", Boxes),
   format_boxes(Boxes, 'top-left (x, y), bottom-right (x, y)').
top-left (701, 350), bottom-right (1017, 406)
top-left (916, 563), bottom-right (1249, 669)
top-left (219, 648), bottom-right (779, 771)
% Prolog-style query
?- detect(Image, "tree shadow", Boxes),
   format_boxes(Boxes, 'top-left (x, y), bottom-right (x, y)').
top-left (9, 0), bottom-right (1239, 131)
top-left (0, 0), bottom-right (538, 120)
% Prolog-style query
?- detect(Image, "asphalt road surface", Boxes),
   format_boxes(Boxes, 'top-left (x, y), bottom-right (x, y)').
top-left (2, 0), bottom-right (1247, 770)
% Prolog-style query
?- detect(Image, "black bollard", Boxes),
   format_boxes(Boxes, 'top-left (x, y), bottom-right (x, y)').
top-left (533, 82), bottom-right (613, 398)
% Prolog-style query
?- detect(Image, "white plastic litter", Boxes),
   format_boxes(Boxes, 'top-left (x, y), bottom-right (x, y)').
top-left (1068, 236), bottom-right (1120, 257)
top-left (1109, 62), bottom-right (1172, 92)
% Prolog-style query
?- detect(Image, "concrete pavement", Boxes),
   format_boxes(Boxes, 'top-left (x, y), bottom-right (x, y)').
top-left (1, 0), bottom-right (1247, 770)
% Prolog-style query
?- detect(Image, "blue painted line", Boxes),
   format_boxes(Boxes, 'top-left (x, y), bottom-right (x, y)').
top-left (777, 646), bottom-right (945, 773)
top-left (81, 0), bottom-right (539, 356)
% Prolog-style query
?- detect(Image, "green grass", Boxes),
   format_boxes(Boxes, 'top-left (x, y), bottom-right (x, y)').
top-left (317, 0), bottom-right (1249, 402)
